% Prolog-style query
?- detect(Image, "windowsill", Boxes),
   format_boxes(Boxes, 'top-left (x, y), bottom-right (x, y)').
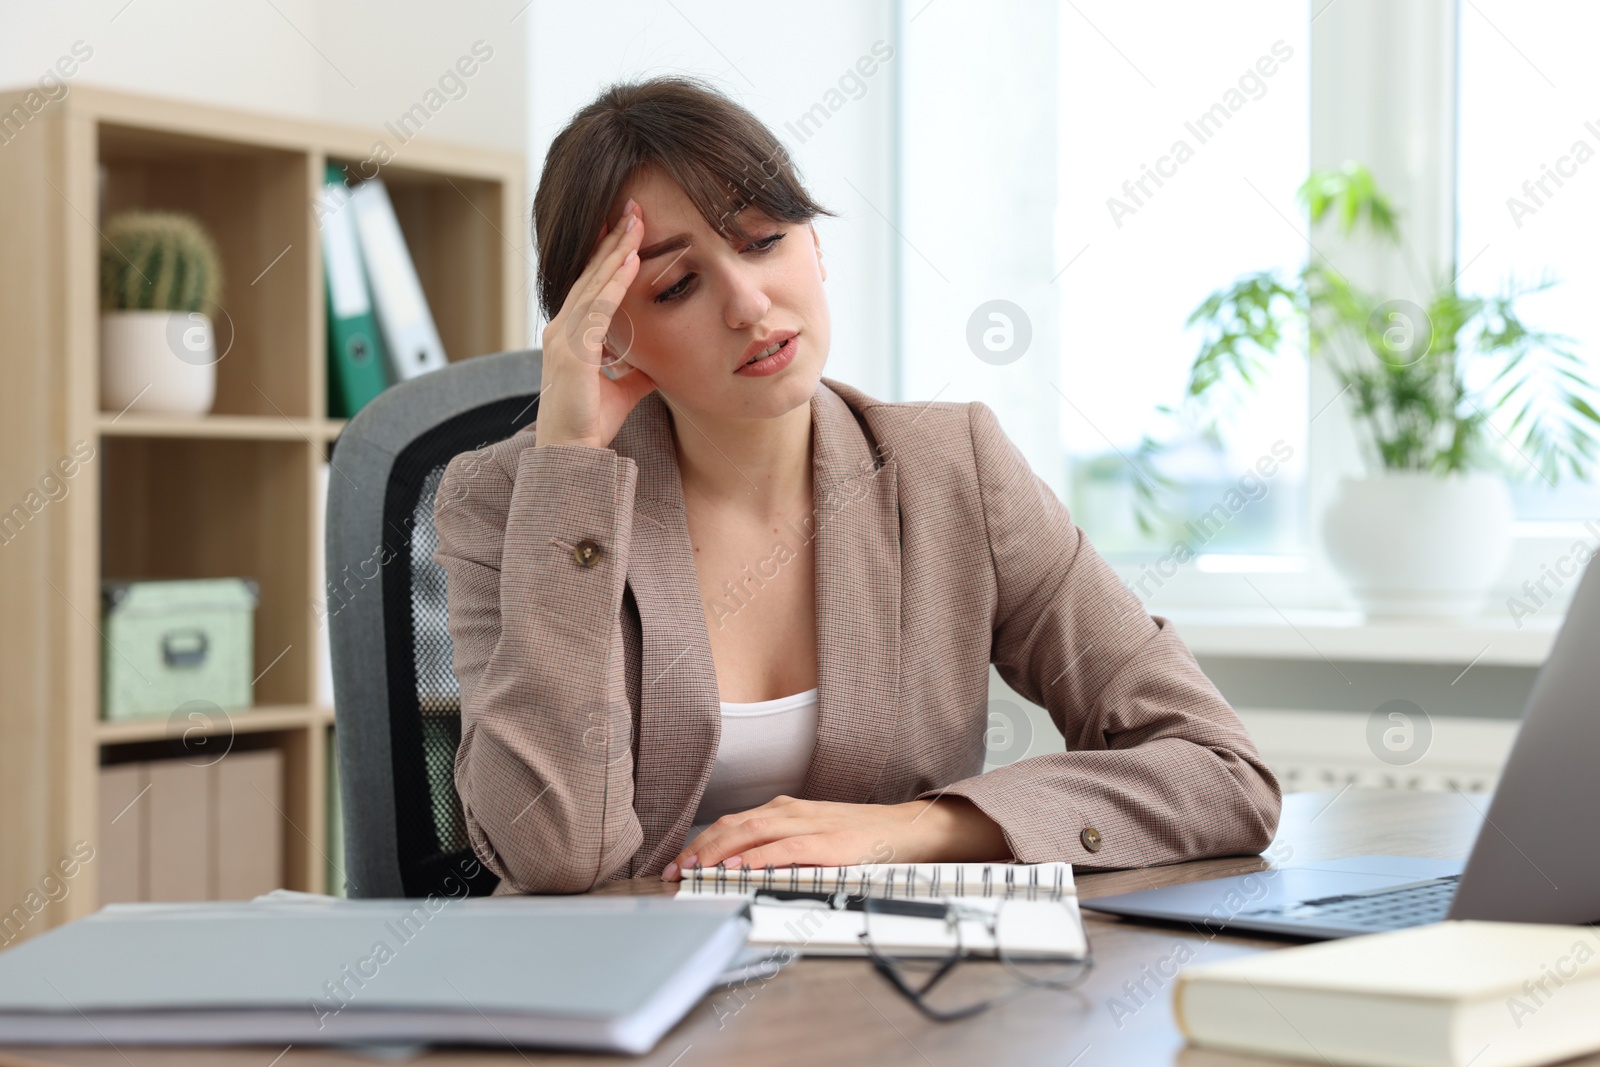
top-left (1162, 607), bottom-right (1561, 666)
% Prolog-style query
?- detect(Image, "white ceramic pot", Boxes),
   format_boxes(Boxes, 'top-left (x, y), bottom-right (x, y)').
top-left (1323, 471), bottom-right (1514, 618)
top-left (100, 310), bottom-right (217, 416)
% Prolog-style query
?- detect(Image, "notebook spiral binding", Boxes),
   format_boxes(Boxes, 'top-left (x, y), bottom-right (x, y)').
top-left (681, 863), bottom-right (1070, 901)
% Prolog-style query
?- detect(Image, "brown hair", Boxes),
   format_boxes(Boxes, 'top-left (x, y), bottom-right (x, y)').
top-left (532, 74), bottom-right (836, 323)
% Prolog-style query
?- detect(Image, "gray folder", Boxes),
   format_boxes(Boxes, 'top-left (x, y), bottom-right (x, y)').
top-left (0, 894), bottom-right (750, 1054)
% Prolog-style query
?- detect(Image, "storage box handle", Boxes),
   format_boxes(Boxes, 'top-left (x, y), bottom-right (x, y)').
top-left (161, 629), bottom-right (209, 669)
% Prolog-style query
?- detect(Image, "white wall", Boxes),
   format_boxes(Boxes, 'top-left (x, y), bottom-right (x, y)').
top-left (898, 0), bottom-right (1064, 497)
top-left (525, 0), bottom-right (898, 397)
top-left (0, 0), bottom-right (526, 153)
top-left (1, 2), bottom-right (898, 392)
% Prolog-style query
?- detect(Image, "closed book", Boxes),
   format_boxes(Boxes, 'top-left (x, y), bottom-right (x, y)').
top-left (318, 166), bottom-right (390, 418)
top-left (1175, 921), bottom-right (1600, 1067)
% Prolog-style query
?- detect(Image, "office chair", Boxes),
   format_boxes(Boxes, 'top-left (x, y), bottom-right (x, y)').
top-left (327, 347), bottom-right (545, 899)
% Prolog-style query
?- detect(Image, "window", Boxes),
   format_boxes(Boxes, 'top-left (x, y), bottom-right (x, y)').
top-left (1458, 0), bottom-right (1600, 525)
top-left (897, 0), bottom-right (1594, 610)
top-left (1056, 1), bottom-right (1310, 562)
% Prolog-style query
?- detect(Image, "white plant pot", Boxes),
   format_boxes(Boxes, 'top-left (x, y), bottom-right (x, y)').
top-left (100, 310), bottom-right (217, 416)
top-left (1323, 472), bottom-right (1514, 619)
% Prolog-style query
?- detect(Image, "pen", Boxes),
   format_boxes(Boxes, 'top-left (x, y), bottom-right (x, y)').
top-left (752, 890), bottom-right (949, 919)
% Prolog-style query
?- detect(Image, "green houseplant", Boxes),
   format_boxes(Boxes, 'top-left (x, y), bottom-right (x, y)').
top-left (99, 210), bottom-right (225, 415)
top-left (1159, 163), bottom-right (1600, 616)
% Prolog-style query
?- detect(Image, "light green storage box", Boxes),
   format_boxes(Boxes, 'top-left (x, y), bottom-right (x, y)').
top-left (101, 578), bottom-right (260, 721)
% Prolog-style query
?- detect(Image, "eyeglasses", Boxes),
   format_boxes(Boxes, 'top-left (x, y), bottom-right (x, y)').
top-left (857, 895), bottom-right (1095, 1022)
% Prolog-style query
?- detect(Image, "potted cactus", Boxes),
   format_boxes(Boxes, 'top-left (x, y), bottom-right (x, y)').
top-left (99, 211), bottom-right (224, 415)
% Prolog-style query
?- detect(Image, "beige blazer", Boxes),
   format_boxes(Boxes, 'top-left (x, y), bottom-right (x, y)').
top-left (432, 377), bottom-right (1281, 894)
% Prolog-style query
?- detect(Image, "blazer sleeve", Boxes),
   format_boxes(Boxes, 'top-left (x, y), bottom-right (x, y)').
top-left (431, 440), bottom-right (644, 893)
top-left (915, 401), bottom-right (1282, 869)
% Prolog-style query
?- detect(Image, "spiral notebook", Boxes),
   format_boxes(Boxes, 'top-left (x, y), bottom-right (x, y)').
top-left (673, 862), bottom-right (1086, 960)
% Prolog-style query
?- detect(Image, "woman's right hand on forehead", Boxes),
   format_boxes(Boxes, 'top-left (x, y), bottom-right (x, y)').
top-left (534, 198), bottom-right (658, 450)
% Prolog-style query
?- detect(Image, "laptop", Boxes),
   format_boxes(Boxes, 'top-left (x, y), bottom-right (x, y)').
top-left (1085, 553), bottom-right (1600, 940)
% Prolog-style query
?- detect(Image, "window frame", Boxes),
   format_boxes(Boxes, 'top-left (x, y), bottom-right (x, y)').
top-left (894, 0), bottom-right (1593, 616)
top-left (1080, 0), bottom-right (1589, 614)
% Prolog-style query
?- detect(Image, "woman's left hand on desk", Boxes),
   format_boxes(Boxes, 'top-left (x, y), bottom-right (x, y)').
top-left (660, 795), bottom-right (1013, 880)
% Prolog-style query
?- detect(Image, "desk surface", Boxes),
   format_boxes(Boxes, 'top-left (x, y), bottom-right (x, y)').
top-left (4, 789), bottom-right (1588, 1067)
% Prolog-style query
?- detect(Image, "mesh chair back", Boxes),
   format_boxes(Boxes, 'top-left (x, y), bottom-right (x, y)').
top-left (327, 348), bottom-right (543, 898)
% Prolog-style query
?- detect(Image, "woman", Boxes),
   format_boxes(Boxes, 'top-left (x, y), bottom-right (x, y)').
top-left (432, 75), bottom-right (1280, 895)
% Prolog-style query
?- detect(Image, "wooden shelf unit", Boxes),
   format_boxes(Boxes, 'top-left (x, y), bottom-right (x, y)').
top-left (94, 704), bottom-right (336, 746)
top-left (0, 84), bottom-right (525, 933)
top-left (97, 414), bottom-right (347, 442)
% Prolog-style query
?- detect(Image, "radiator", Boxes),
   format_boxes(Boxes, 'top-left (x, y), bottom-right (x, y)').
top-left (1233, 709), bottom-right (1520, 794)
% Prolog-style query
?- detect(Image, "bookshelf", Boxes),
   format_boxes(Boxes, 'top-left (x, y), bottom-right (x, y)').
top-left (0, 85), bottom-right (525, 935)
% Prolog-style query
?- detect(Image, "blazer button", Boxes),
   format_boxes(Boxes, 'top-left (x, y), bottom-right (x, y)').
top-left (1080, 827), bottom-right (1103, 853)
top-left (572, 539), bottom-right (604, 567)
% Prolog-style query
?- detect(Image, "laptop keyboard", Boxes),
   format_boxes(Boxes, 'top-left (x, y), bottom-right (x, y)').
top-left (1242, 875), bottom-right (1460, 930)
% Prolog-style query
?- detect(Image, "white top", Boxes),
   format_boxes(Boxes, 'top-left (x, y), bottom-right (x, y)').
top-left (686, 688), bottom-right (820, 847)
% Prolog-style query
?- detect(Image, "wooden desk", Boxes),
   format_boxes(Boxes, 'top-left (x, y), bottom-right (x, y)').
top-left (4, 789), bottom-right (1576, 1067)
